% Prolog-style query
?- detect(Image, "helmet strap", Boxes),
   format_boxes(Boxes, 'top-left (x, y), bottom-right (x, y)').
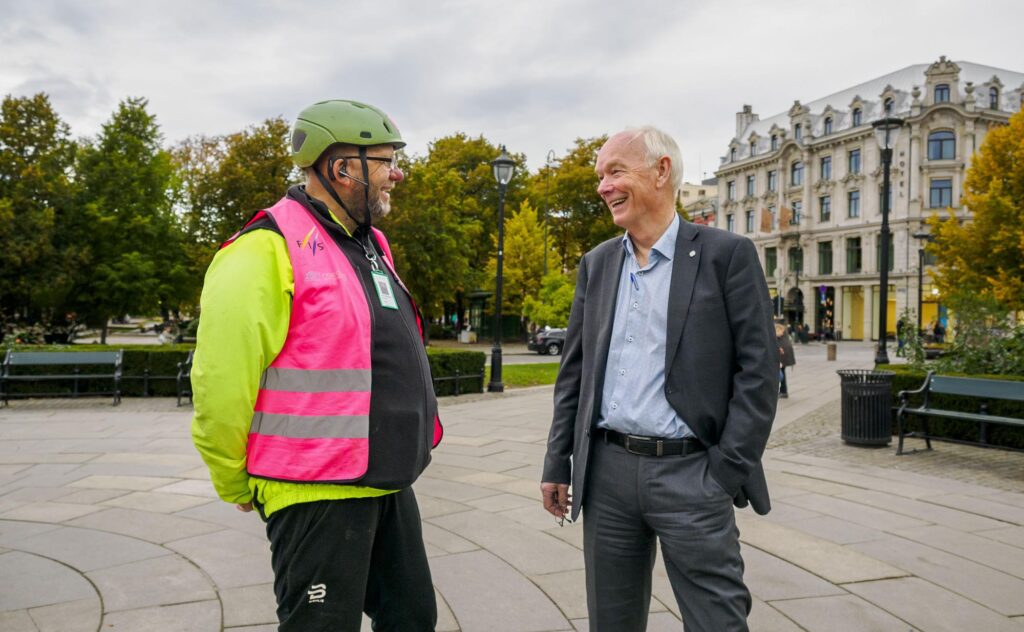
top-left (358, 146), bottom-right (372, 228)
top-left (313, 164), bottom-right (363, 229)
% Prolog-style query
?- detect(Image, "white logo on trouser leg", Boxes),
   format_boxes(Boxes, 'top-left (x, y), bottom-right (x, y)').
top-left (308, 584), bottom-right (326, 604)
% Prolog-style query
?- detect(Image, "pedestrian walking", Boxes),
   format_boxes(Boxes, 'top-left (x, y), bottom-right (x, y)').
top-left (776, 322), bottom-right (796, 399)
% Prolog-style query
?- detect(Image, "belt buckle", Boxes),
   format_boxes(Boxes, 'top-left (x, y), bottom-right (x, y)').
top-left (625, 434), bottom-right (660, 457)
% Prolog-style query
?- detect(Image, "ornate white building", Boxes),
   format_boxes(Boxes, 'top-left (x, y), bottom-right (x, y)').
top-left (714, 57), bottom-right (1024, 340)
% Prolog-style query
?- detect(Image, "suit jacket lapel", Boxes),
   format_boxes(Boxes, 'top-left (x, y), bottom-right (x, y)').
top-left (665, 221), bottom-right (700, 373)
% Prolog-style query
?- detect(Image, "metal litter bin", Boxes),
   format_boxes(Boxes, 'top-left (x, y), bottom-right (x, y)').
top-left (837, 369), bottom-right (894, 446)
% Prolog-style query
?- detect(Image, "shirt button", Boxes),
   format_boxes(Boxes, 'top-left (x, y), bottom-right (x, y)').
top-left (619, 369), bottom-right (626, 376)
top-left (627, 336), bottom-right (634, 342)
top-left (632, 302), bottom-right (639, 309)
top-left (611, 402), bottom-right (618, 410)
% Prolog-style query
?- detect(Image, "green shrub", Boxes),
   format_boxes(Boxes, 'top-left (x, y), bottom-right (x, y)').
top-left (877, 364), bottom-right (1024, 449)
top-left (427, 348), bottom-right (485, 396)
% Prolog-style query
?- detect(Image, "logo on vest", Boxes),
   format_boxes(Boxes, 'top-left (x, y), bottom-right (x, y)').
top-left (308, 583), bottom-right (326, 604)
top-left (297, 226), bottom-right (325, 255)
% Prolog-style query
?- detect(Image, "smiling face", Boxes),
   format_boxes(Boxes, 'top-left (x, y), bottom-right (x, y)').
top-left (594, 132), bottom-right (667, 231)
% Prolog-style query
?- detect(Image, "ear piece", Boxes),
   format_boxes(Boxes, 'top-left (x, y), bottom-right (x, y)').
top-left (326, 157), bottom-right (338, 182)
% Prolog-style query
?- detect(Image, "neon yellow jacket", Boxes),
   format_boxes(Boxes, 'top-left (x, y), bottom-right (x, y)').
top-left (190, 226), bottom-right (394, 518)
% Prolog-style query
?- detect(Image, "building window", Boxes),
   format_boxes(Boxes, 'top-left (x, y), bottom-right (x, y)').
top-left (848, 149), bottom-right (861, 174)
top-left (990, 87), bottom-right (999, 110)
top-left (884, 97), bottom-right (894, 115)
top-left (852, 108), bottom-right (862, 126)
top-left (745, 209), bottom-right (754, 233)
top-left (848, 190), bottom-right (860, 218)
top-left (791, 200), bottom-right (802, 225)
top-left (820, 156), bottom-right (832, 181)
top-left (771, 134), bottom-right (779, 151)
top-left (750, 140), bottom-right (757, 156)
top-left (746, 175), bottom-right (755, 197)
top-left (791, 161), bottom-right (804, 186)
top-left (875, 235), bottom-right (895, 272)
top-left (819, 195), bottom-right (831, 221)
top-left (788, 247), bottom-right (803, 273)
top-left (765, 247), bottom-right (777, 277)
top-left (726, 213), bottom-right (735, 232)
top-left (794, 123), bottom-right (802, 140)
top-left (878, 187), bottom-right (893, 211)
top-left (824, 117), bottom-right (833, 135)
top-left (727, 180), bottom-right (736, 200)
top-left (935, 84), bottom-right (950, 103)
top-left (927, 131), bottom-right (955, 160)
top-left (846, 237), bottom-right (862, 273)
top-left (930, 178), bottom-right (953, 208)
top-left (768, 205), bottom-right (777, 229)
top-left (730, 147), bottom-right (737, 162)
top-left (768, 170), bottom-right (777, 192)
top-left (818, 241), bottom-right (833, 275)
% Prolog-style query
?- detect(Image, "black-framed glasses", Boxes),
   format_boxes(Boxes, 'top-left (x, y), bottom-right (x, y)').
top-left (337, 155), bottom-right (398, 171)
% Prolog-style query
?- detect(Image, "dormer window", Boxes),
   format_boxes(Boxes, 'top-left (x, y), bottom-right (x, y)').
top-left (794, 123), bottom-right (802, 140)
top-left (990, 87), bottom-right (999, 110)
top-left (852, 108), bottom-right (862, 126)
top-left (771, 135), bottom-right (779, 151)
top-left (935, 84), bottom-right (950, 103)
top-left (823, 117), bottom-right (833, 135)
top-left (884, 98), bottom-right (894, 115)
top-left (750, 140), bottom-right (757, 156)
top-left (730, 147), bottom-right (737, 162)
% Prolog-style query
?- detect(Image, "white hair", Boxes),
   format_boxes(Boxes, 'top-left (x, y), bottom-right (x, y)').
top-left (623, 126), bottom-right (684, 194)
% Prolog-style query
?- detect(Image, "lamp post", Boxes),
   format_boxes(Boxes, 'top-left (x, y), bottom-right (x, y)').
top-left (488, 146), bottom-right (516, 393)
top-left (871, 116), bottom-right (904, 365)
top-left (543, 149), bottom-right (557, 275)
top-left (912, 231), bottom-right (935, 334)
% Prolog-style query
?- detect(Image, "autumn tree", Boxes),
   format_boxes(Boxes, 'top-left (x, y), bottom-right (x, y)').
top-left (523, 271), bottom-right (575, 329)
top-left (485, 200), bottom-right (559, 315)
top-left (928, 109), bottom-right (1024, 313)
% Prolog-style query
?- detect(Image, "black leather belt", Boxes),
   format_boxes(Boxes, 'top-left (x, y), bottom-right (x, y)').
top-left (599, 428), bottom-right (705, 457)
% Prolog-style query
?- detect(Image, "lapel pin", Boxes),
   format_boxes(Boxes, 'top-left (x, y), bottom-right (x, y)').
top-left (689, 250), bottom-right (696, 257)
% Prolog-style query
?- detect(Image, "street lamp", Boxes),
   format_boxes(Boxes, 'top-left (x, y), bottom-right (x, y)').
top-left (544, 149), bottom-right (557, 275)
top-left (912, 230), bottom-right (935, 335)
top-left (488, 145), bottom-right (516, 393)
top-left (871, 116), bottom-right (904, 365)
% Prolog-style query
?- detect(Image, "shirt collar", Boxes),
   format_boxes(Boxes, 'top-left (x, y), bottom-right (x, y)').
top-left (621, 214), bottom-right (680, 262)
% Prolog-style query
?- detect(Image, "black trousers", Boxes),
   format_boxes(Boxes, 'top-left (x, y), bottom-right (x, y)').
top-left (265, 488), bottom-right (436, 631)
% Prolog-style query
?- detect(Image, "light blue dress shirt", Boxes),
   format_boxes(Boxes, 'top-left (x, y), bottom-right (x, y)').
top-left (597, 215), bottom-right (695, 439)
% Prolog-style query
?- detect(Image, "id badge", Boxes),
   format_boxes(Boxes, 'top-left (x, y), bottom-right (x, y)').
top-left (371, 270), bottom-right (399, 310)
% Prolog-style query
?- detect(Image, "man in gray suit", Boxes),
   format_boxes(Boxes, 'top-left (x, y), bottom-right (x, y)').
top-left (541, 127), bottom-right (778, 631)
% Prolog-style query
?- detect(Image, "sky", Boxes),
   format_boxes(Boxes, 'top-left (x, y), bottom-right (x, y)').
top-left (3, 0), bottom-right (1023, 182)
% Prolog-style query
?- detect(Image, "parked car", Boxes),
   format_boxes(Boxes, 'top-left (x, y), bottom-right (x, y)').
top-left (529, 328), bottom-right (566, 355)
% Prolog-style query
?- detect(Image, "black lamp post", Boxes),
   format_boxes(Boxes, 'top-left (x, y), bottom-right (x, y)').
top-left (488, 146), bottom-right (516, 393)
top-left (871, 116), bottom-right (904, 365)
top-left (912, 231), bottom-right (935, 334)
top-left (543, 149), bottom-right (557, 276)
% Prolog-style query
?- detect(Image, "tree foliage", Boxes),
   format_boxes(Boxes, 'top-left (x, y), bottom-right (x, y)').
top-left (523, 271), bottom-right (576, 328)
top-left (486, 200), bottom-right (559, 315)
top-left (0, 93), bottom-right (78, 329)
top-left (928, 110), bottom-right (1024, 313)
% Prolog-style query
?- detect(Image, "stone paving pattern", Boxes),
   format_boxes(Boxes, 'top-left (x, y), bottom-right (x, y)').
top-left (1, 341), bottom-right (1023, 631)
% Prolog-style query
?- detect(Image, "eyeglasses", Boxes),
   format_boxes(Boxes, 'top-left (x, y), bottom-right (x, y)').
top-left (337, 155), bottom-right (398, 172)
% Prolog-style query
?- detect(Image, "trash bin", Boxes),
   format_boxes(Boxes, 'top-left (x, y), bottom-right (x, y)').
top-left (826, 343), bottom-right (837, 361)
top-left (837, 369), bottom-right (894, 446)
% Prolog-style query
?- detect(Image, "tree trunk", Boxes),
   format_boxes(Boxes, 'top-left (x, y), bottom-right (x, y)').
top-left (100, 321), bottom-right (108, 345)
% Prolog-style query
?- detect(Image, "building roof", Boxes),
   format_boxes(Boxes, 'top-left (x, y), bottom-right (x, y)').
top-left (724, 59), bottom-right (1024, 165)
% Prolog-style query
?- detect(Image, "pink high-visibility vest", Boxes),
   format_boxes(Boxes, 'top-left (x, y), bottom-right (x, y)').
top-left (236, 196), bottom-right (442, 483)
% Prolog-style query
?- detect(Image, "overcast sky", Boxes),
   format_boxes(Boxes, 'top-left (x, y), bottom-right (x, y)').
top-left (3, 0), bottom-right (1023, 181)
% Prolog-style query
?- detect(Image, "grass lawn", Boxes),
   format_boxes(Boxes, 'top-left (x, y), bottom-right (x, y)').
top-left (485, 362), bottom-right (560, 387)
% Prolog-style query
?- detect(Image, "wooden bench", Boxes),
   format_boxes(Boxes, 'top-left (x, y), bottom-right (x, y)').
top-left (1, 350), bottom-right (123, 406)
top-left (176, 350), bottom-right (194, 407)
top-left (896, 371), bottom-right (1024, 454)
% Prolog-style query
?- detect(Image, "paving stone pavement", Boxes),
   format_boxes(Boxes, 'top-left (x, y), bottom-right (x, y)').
top-left (1, 341), bottom-right (1024, 631)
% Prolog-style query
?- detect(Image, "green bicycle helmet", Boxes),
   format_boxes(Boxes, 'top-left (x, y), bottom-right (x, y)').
top-left (291, 99), bottom-right (405, 168)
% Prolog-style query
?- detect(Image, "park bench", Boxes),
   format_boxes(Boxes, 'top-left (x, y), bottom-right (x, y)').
top-left (176, 350), bottom-right (194, 407)
top-left (896, 370), bottom-right (1024, 455)
top-left (1, 350), bottom-right (123, 406)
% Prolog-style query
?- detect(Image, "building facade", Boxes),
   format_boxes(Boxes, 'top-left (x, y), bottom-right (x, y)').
top-left (682, 178), bottom-right (718, 226)
top-left (714, 57), bottom-right (1024, 340)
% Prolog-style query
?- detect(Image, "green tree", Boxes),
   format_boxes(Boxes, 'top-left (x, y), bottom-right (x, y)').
top-left (523, 271), bottom-right (575, 328)
top-left (72, 97), bottom-right (188, 342)
top-left (486, 200), bottom-right (559, 315)
top-left (526, 136), bottom-right (616, 272)
top-left (928, 109), bottom-right (1024, 313)
top-left (0, 93), bottom-right (78, 332)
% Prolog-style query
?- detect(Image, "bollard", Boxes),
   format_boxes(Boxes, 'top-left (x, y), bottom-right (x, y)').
top-left (826, 342), bottom-right (837, 361)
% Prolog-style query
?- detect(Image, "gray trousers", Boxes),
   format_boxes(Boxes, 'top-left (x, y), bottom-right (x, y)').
top-left (582, 438), bottom-right (750, 632)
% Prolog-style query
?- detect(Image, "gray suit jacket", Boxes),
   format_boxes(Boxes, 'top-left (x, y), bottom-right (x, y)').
top-left (542, 218), bottom-right (779, 521)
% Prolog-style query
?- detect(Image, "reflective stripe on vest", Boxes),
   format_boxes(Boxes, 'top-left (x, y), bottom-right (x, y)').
top-left (245, 197), bottom-right (373, 482)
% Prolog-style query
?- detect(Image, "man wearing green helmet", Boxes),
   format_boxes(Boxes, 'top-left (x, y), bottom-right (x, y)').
top-left (191, 100), bottom-right (442, 631)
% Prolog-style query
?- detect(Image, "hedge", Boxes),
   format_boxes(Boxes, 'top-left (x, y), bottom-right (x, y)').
top-left (3, 345), bottom-right (486, 399)
top-left (877, 364), bottom-right (1024, 450)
